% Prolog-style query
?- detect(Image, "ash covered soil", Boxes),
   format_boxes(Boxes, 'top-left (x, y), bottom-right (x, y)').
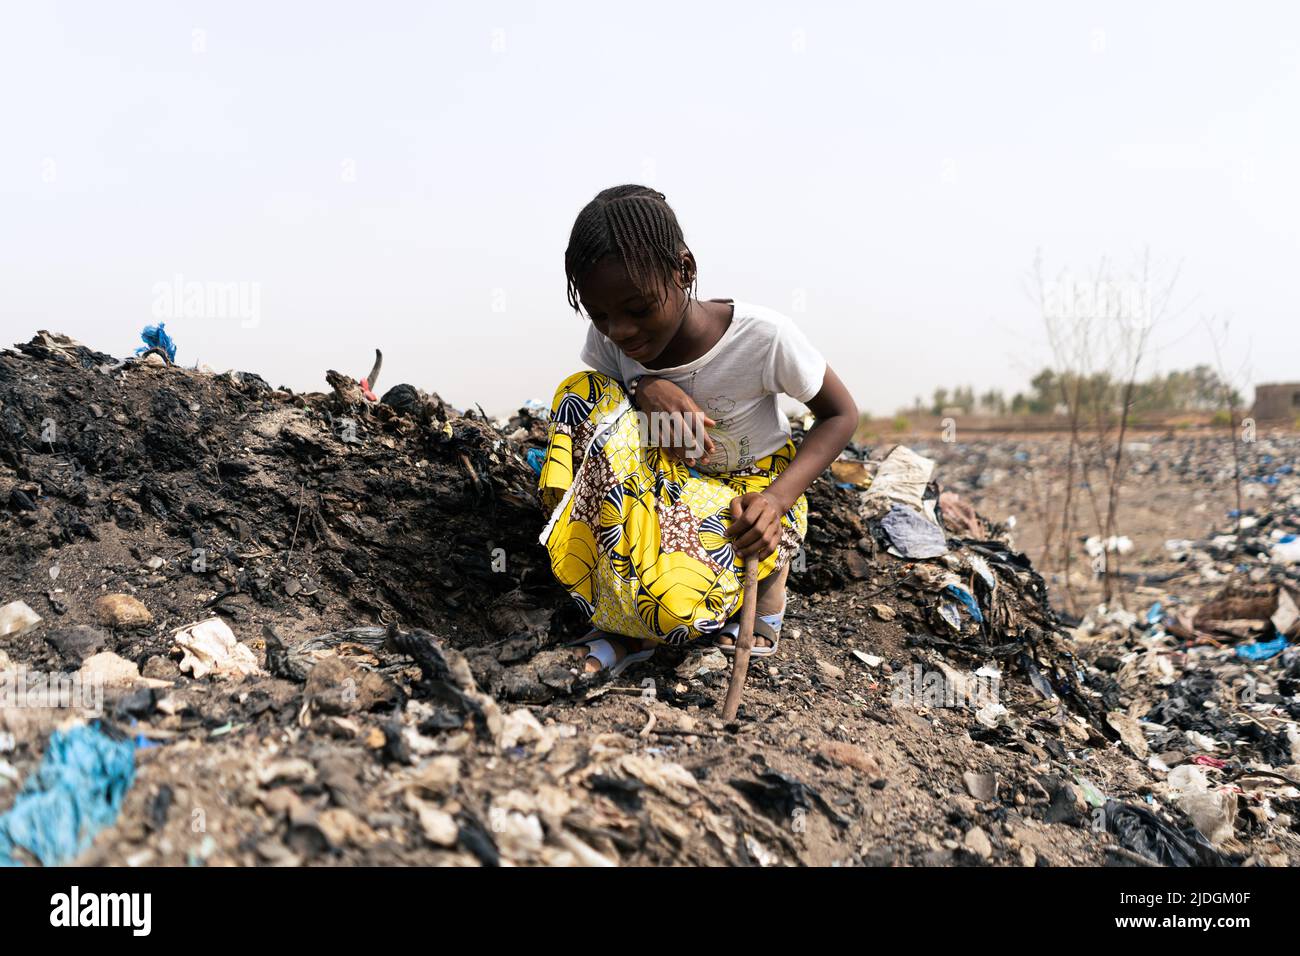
top-left (1, 332), bottom-right (1297, 867)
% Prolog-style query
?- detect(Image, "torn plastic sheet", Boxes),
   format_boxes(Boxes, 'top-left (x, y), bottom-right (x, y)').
top-left (0, 724), bottom-right (136, 866)
top-left (1236, 636), bottom-right (1288, 661)
top-left (1103, 799), bottom-right (1231, 867)
top-left (135, 322), bottom-right (177, 363)
top-left (881, 504), bottom-right (948, 559)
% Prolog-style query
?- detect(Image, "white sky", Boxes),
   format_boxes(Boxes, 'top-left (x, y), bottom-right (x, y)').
top-left (2, 1), bottom-right (1296, 416)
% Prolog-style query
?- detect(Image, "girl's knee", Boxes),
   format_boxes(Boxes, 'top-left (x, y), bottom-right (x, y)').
top-left (550, 370), bottom-right (626, 413)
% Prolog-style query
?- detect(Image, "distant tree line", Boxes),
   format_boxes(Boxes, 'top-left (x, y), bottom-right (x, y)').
top-left (905, 365), bottom-right (1243, 417)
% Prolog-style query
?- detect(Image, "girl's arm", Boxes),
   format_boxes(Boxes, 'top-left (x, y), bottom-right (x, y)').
top-left (727, 365), bottom-right (859, 558)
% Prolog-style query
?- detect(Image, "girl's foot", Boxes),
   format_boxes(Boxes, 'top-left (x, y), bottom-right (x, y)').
top-left (716, 631), bottom-right (777, 651)
top-left (716, 611), bottom-right (784, 654)
top-left (574, 630), bottom-right (654, 674)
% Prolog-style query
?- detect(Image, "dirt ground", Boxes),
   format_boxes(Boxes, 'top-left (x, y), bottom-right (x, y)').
top-left (1, 333), bottom-right (1296, 867)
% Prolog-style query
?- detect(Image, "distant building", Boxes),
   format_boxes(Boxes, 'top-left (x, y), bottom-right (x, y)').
top-left (1253, 383), bottom-right (1300, 420)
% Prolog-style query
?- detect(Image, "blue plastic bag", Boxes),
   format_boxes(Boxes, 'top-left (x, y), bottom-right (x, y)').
top-left (1236, 636), bottom-right (1288, 661)
top-left (0, 724), bottom-right (136, 866)
top-left (526, 447), bottom-right (546, 477)
top-left (135, 322), bottom-right (177, 363)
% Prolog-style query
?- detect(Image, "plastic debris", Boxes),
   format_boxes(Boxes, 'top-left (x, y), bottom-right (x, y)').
top-left (1236, 635), bottom-right (1288, 661)
top-left (945, 584), bottom-right (984, 623)
top-left (173, 618), bottom-right (261, 680)
top-left (135, 323), bottom-right (177, 363)
top-left (881, 504), bottom-right (948, 559)
top-left (0, 724), bottom-right (136, 866)
top-left (1102, 799), bottom-right (1229, 867)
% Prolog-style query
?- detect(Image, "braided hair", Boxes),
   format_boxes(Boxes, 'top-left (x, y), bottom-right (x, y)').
top-left (564, 185), bottom-right (696, 315)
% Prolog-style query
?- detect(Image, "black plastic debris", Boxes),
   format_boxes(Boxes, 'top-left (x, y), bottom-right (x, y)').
top-left (385, 624), bottom-right (493, 739)
top-left (262, 624), bottom-right (309, 683)
top-left (1103, 799), bottom-right (1231, 867)
top-left (148, 785), bottom-right (174, 833)
top-left (379, 383), bottom-right (422, 415)
top-left (589, 775), bottom-right (645, 811)
top-left (729, 770), bottom-right (850, 829)
top-left (455, 813), bottom-right (501, 867)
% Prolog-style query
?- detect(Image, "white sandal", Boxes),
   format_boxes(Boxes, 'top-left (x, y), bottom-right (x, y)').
top-left (567, 632), bottom-right (656, 676)
top-left (716, 616), bottom-right (782, 658)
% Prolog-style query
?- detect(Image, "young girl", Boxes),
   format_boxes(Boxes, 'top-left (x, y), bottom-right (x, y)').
top-left (537, 185), bottom-right (859, 675)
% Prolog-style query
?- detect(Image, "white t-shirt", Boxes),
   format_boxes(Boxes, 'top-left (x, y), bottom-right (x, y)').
top-left (579, 299), bottom-right (827, 474)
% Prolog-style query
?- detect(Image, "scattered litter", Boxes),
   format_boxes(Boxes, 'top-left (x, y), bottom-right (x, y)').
top-left (173, 618), bottom-right (260, 680)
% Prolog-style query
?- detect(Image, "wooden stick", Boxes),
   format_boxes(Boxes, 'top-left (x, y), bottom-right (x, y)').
top-left (722, 555), bottom-right (761, 722)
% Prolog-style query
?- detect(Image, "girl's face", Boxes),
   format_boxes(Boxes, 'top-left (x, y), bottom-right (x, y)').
top-left (577, 255), bottom-right (687, 364)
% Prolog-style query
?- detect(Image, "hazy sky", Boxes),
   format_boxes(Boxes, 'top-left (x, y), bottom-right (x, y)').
top-left (2, 2), bottom-right (1296, 416)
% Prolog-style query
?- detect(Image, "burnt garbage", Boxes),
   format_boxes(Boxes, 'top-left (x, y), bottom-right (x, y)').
top-left (3, 331), bottom-right (1297, 867)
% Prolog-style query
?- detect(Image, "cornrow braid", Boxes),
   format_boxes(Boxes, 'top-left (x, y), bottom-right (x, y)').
top-left (564, 185), bottom-right (696, 315)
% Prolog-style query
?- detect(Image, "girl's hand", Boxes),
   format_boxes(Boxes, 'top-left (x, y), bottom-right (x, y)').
top-left (635, 377), bottom-right (717, 466)
top-left (727, 491), bottom-right (783, 560)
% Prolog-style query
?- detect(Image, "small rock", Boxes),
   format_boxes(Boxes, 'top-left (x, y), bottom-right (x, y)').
top-left (317, 808), bottom-right (375, 848)
top-left (1044, 782), bottom-right (1085, 824)
top-left (305, 656), bottom-right (399, 715)
top-left (844, 551), bottom-right (870, 579)
top-left (95, 594), bottom-right (153, 629)
top-left (258, 759), bottom-right (317, 787)
top-left (675, 648), bottom-right (728, 678)
top-left (0, 600), bottom-right (42, 638)
top-left (413, 802), bottom-right (458, 847)
top-left (963, 826), bottom-right (993, 860)
top-left (1106, 711), bottom-right (1150, 759)
top-left (142, 655), bottom-right (181, 681)
top-left (44, 625), bottom-right (108, 665)
top-left (409, 755), bottom-right (461, 797)
top-left (872, 604), bottom-right (897, 621)
top-left (962, 771), bottom-right (998, 803)
top-left (816, 659), bottom-right (845, 680)
top-left (77, 651), bottom-right (172, 690)
top-left (818, 740), bottom-right (882, 775)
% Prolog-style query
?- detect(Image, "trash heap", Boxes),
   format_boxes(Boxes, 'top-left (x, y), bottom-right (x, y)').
top-left (1068, 537), bottom-right (1300, 858)
top-left (790, 442), bottom-right (1092, 720)
top-left (0, 332), bottom-right (1297, 866)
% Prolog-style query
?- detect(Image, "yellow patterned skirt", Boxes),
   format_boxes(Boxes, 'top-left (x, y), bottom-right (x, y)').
top-left (537, 370), bottom-right (807, 646)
